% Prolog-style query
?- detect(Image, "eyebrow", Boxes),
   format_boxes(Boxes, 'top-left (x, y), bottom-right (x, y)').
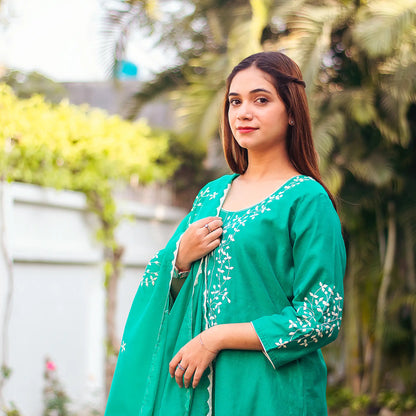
top-left (228, 88), bottom-right (273, 96)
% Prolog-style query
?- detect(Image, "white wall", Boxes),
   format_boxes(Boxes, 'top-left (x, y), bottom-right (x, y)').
top-left (0, 182), bottom-right (185, 415)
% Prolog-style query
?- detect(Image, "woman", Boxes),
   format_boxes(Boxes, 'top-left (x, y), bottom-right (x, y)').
top-left (105, 51), bottom-right (346, 416)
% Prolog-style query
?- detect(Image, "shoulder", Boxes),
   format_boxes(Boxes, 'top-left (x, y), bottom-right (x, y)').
top-left (289, 175), bottom-right (328, 197)
top-left (190, 174), bottom-right (236, 210)
top-left (286, 176), bottom-right (332, 208)
top-left (200, 174), bottom-right (237, 192)
top-left (285, 176), bottom-right (338, 222)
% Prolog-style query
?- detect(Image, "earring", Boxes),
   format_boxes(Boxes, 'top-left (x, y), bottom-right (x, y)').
top-left (289, 120), bottom-right (295, 126)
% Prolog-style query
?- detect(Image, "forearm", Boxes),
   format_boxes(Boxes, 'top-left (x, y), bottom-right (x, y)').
top-left (202, 323), bottom-right (263, 352)
top-left (170, 322), bottom-right (263, 389)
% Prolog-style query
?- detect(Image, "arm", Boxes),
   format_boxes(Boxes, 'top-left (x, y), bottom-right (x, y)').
top-left (170, 216), bottom-right (223, 299)
top-left (251, 191), bottom-right (346, 369)
top-left (169, 323), bottom-right (262, 388)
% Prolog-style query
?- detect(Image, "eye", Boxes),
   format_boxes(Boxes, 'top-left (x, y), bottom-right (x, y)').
top-left (255, 97), bottom-right (268, 104)
top-left (229, 98), bottom-right (241, 106)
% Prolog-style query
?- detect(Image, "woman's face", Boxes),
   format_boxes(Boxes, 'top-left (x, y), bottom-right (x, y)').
top-left (228, 66), bottom-right (289, 154)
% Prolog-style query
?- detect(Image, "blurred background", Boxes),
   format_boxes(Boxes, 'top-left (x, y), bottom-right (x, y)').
top-left (0, 0), bottom-right (415, 415)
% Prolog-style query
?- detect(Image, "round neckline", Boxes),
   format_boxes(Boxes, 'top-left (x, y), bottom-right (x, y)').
top-left (221, 174), bottom-right (308, 214)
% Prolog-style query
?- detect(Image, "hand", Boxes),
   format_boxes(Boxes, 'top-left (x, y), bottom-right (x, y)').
top-left (169, 330), bottom-right (219, 389)
top-left (175, 217), bottom-right (223, 271)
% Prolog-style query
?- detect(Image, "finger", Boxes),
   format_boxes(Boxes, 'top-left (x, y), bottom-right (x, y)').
top-left (208, 219), bottom-right (223, 232)
top-left (204, 226), bottom-right (222, 241)
top-left (194, 217), bottom-right (222, 228)
top-left (192, 366), bottom-right (206, 388)
top-left (175, 364), bottom-right (186, 388)
top-left (169, 354), bottom-right (182, 378)
top-left (174, 358), bottom-right (188, 387)
top-left (203, 219), bottom-right (223, 232)
top-left (183, 365), bottom-right (196, 388)
top-left (206, 238), bottom-right (221, 252)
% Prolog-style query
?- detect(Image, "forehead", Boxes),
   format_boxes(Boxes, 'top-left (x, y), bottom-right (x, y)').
top-left (229, 66), bottom-right (276, 93)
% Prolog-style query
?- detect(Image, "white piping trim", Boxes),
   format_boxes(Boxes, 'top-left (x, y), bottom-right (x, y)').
top-left (202, 256), bottom-right (214, 416)
top-left (171, 233), bottom-right (184, 280)
top-left (217, 180), bottom-right (233, 215)
top-left (204, 179), bottom-right (233, 415)
top-left (250, 322), bottom-right (276, 370)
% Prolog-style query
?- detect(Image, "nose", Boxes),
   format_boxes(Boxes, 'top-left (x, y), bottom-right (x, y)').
top-left (236, 107), bottom-right (253, 120)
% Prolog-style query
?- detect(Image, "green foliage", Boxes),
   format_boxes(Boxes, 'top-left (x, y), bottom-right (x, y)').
top-left (103, 0), bottom-right (260, 144)
top-left (164, 130), bottom-right (218, 207)
top-left (263, 7), bottom-right (415, 399)
top-left (1, 364), bottom-right (11, 380)
top-left (0, 82), bottom-right (179, 399)
top-left (328, 387), bottom-right (416, 415)
top-left (0, 69), bottom-right (68, 103)
top-left (327, 387), bottom-right (372, 414)
top-left (0, 83), bottom-right (177, 191)
top-left (3, 404), bottom-right (22, 416)
top-left (43, 359), bottom-right (71, 416)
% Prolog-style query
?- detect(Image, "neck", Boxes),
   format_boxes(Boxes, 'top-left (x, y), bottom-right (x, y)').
top-left (243, 147), bottom-right (297, 181)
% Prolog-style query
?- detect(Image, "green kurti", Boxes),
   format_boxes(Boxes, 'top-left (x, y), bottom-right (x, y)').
top-left (105, 174), bottom-right (346, 416)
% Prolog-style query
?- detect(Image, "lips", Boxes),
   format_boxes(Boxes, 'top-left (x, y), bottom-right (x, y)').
top-left (236, 127), bottom-right (258, 133)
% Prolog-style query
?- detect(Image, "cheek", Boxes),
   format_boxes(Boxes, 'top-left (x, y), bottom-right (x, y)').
top-left (228, 111), bottom-right (236, 132)
top-left (228, 109), bottom-right (233, 123)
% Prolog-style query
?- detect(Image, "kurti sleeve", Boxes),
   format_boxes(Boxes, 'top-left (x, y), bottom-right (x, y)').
top-left (251, 190), bottom-right (346, 369)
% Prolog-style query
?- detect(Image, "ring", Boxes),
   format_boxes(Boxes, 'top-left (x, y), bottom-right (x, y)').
top-left (177, 363), bottom-right (186, 371)
top-left (204, 223), bottom-right (212, 233)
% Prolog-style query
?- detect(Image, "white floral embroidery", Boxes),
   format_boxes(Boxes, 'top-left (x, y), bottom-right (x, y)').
top-left (191, 187), bottom-right (218, 211)
top-left (120, 341), bottom-right (126, 352)
top-left (139, 253), bottom-right (161, 287)
top-left (275, 282), bottom-right (343, 349)
top-left (207, 176), bottom-right (312, 326)
top-left (276, 338), bottom-right (289, 348)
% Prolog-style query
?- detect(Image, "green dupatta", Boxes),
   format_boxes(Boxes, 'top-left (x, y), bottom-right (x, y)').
top-left (104, 174), bottom-right (235, 416)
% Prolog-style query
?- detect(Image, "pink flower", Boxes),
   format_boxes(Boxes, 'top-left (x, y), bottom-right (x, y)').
top-left (46, 360), bottom-right (56, 371)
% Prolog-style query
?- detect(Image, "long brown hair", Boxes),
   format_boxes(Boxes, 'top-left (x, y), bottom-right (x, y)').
top-left (221, 51), bottom-right (336, 208)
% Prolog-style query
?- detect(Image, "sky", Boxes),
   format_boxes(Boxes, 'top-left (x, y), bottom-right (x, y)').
top-left (0, 0), bottom-right (171, 82)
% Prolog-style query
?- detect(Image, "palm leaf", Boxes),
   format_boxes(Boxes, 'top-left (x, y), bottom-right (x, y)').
top-left (379, 50), bottom-right (416, 108)
top-left (346, 152), bottom-right (394, 188)
top-left (121, 65), bottom-right (187, 120)
top-left (313, 110), bottom-right (345, 158)
top-left (354, 0), bottom-right (416, 58)
top-left (170, 53), bottom-right (228, 141)
top-left (270, 2), bottom-right (353, 95)
top-left (100, 1), bottom-right (162, 79)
